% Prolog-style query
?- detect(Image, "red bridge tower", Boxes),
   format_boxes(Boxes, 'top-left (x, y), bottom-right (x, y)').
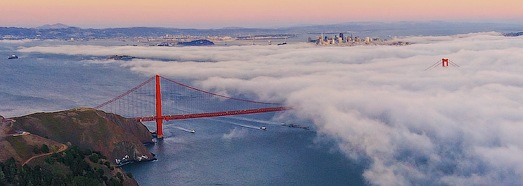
top-left (155, 75), bottom-right (164, 138)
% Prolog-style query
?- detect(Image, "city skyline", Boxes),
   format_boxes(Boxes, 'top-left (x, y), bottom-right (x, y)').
top-left (2, 0), bottom-right (523, 29)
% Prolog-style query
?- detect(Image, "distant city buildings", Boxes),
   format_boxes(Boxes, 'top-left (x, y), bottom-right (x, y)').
top-left (0, 26), bottom-right (413, 47)
top-left (309, 33), bottom-right (386, 46)
top-left (307, 32), bottom-right (413, 47)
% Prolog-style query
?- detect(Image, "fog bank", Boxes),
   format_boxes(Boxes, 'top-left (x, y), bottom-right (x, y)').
top-left (19, 33), bottom-right (523, 185)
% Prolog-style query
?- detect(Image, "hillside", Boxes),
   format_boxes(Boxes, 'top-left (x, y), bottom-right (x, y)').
top-left (2, 110), bottom-right (151, 185)
top-left (0, 133), bottom-right (63, 163)
top-left (10, 108), bottom-right (154, 163)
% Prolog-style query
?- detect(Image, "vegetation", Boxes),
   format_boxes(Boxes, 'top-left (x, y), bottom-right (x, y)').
top-left (0, 146), bottom-right (129, 186)
top-left (5, 137), bottom-right (34, 160)
top-left (33, 144), bottom-right (51, 154)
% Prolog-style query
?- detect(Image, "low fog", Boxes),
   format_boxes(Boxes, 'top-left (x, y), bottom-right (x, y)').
top-left (19, 32), bottom-right (523, 185)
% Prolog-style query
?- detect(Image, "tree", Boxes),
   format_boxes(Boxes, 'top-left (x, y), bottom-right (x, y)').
top-left (0, 167), bottom-right (6, 186)
top-left (45, 156), bottom-right (56, 164)
top-left (126, 172), bottom-right (133, 179)
top-left (96, 168), bottom-right (104, 178)
top-left (116, 172), bottom-right (123, 181)
top-left (71, 176), bottom-right (102, 186)
top-left (89, 153), bottom-right (100, 163)
top-left (33, 146), bottom-right (42, 154)
top-left (5, 158), bottom-right (17, 183)
top-left (41, 144), bottom-right (50, 153)
top-left (104, 161), bottom-right (111, 169)
top-left (107, 177), bottom-right (123, 186)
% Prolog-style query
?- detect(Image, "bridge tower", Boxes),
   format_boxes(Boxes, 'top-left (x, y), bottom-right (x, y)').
top-left (442, 58), bottom-right (449, 67)
top-left (155, 75), bottom-right (164, 139)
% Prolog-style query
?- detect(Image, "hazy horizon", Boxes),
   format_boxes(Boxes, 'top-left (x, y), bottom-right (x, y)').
top-left (2, 20), bottom-right (522, 30)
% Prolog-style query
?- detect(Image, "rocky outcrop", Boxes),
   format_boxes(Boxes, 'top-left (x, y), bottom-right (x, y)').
top-left (12, 108), bottom-right (154, 164)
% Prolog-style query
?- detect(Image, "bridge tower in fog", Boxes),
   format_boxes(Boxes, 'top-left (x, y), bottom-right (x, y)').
top-left (424, 58), bottom-right (460, 70)
top-left (441, 58), bottom-right (449, 67)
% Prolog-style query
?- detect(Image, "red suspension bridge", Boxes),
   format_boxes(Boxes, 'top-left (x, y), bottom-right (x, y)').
top-left (95, 75), bottom-right (289, 138)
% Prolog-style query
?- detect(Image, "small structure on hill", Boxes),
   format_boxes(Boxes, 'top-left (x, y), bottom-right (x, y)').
top-left (1, 115), bottom-right (15, 125)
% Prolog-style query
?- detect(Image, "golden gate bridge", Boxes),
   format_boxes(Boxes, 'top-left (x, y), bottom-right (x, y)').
top-left (95, 75), bottom-right (289, 138)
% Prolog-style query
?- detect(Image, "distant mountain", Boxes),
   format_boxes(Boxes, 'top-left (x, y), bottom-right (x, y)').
top-left (0, 26), bottom-right (283, 40)
top-left (285, 21), bottom-right (523, 37)
top-left (1, 21), bottom-right (523, 40)
top-left (36, 23), bottom-right (74, 29)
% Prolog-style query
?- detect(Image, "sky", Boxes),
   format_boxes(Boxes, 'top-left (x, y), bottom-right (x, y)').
top-left (2, 0), bottom-right (523, 28)
top-left (14, 32), bottom-right (523, 184)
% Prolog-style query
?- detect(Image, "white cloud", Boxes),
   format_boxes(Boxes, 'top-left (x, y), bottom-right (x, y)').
top-left (18, 33), bottom-right (523, 185)
top-left (222, 127), bottom-right (249, 140)
top-left (0, 39), bottom-right (34, 44)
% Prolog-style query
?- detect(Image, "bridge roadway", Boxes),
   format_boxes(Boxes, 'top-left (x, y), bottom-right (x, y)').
top-left (135, 107), bottom-right (289, 122)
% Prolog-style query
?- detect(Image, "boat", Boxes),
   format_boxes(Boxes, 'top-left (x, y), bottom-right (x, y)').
top-left (108, 55), bottom-right (134, 61)
top-left (8, 55), bottom-right (18, 59)
top-left (282, 123), bottom-right (310, 130)
top-left (150, 131), bottom-right (157, 138)
top-left (260, 126), bottom-right (267, 130)
top-left (277, 38), bottom-right (288, 46)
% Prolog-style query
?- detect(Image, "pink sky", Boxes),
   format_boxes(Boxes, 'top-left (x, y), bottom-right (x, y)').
top-left (2, 0), bottom-right (523, 28)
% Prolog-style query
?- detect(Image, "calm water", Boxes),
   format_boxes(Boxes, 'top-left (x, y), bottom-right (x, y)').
top-left (125, 117), bottom-right (364, 185)
top-left (1, 41), bottom-right (365, 185)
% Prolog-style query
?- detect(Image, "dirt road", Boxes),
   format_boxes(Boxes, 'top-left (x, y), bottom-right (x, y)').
top-left (22, 144), bottom-right (68, 166)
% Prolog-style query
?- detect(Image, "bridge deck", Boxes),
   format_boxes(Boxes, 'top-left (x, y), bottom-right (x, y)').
top-left (135, 107), bottom-right (290, 121)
